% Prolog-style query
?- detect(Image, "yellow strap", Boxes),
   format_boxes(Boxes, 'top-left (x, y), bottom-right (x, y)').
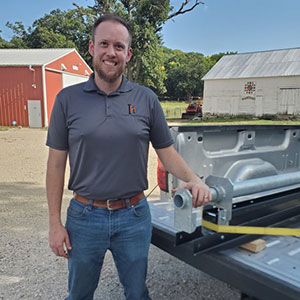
top-left (202, 220), bottom-right (300, 236)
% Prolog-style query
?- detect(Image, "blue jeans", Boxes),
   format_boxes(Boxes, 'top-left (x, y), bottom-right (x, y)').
top-left (65, 197), bottom-right (152, 300)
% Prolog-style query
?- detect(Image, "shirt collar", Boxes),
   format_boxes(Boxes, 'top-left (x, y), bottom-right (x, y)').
top-left (83, 73), bottom-right (134, 95)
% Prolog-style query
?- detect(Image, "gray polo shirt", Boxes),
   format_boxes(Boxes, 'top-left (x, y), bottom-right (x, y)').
top-left (46, 74), bottom-right (173, 200)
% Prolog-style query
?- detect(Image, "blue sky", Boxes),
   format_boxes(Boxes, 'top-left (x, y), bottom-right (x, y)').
top-left (1, 0), bottom-right (299, 56)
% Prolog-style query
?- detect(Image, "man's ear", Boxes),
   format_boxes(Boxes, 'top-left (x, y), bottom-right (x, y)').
top-left (126, 47), bottom-right (133, 63)
top-left (88, 40), bottom-right (94, 57)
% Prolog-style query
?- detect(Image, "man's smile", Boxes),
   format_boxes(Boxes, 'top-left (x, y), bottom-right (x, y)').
top-left (103, 60), bottom-right (117, 66)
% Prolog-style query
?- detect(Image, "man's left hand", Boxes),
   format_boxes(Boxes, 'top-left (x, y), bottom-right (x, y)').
top-left (172, 179), bottom-right (212, 208)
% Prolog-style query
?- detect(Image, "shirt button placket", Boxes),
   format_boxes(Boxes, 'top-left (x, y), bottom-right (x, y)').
top-left (106, 96), bottom-right (111, 117)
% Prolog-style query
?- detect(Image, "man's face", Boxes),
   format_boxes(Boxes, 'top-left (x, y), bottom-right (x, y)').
top-left (89, 20), bottom-right (132, 84)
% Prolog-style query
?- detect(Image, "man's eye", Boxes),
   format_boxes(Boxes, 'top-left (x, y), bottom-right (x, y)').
top-left (100, 42), bottom-right (107, 47)
top-left (116, 45), bottom-right (124, 50)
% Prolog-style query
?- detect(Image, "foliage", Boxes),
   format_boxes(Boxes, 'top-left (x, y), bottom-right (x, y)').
top-left (4, 8), bottom-right (95, 64)
top-left (161, 49), bottom-right (236, 100)
top-left (77, 0), bottom-right (170, 93)
top-left (4, 22), bottom-right (28, 48)
top-left (73, 0), bottom-right (205, 93)
top-left (0, 1), bottom-right (233, 97)
top-left (163, 48), bottom-right (205, 99)
top-left (0, 31), bottom-right (12, 48)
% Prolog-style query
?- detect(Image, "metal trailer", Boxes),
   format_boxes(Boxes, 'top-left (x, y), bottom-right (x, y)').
top-left (149, 125), bottom-right (300, 300)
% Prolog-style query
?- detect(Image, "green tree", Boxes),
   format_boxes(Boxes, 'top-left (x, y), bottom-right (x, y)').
top-left (28, 9), bottom-right (95, 63)
top-left (2, 1), bottom-right (217, 95)
top-left (5, 22), bottom-right (29, 48)
top-left (27, 26), bottom-right (76, 49)
top-left (0, 30), bottom-right (12, 48)
top-left (164, 48), bottom-right (206, 100)
top-left (74, 0), bottom-right (205, 93)
top-left (4, 9), bottom-right (95, 64)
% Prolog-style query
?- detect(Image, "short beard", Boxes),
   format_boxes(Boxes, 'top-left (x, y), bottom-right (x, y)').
top-left (93, 57), bottom-right (125, 84)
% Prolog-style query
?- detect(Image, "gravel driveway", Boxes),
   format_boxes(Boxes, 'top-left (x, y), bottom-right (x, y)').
top-left (0, 128), bottom-right (240, 300)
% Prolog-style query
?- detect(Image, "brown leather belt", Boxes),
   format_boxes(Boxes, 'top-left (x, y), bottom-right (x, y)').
top-left (73, 192), bottom-right (145, 210)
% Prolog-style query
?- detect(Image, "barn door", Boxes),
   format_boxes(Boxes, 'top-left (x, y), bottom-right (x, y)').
top-left (27, 100), bottom-right (42, 128)
top-left (278, 88), bottom-right (300, 114)
top-left (255, 96), bottom-right (263, 116)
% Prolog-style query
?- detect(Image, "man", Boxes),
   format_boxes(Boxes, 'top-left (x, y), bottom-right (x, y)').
top-left (46, 14), bottom-right (211, 300)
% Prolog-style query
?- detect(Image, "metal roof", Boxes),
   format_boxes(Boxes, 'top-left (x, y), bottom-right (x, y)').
top-left (0, 48), bottom-right (76, 66)
top-left (202, 48), bottom-right (300, 80)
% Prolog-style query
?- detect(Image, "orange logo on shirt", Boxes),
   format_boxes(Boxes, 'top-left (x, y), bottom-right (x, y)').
top-left (128, 104), bottom-right (136, 114)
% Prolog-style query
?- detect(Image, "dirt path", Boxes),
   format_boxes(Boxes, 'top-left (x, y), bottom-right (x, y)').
top-left (0, 128), bottom-right (240, 300)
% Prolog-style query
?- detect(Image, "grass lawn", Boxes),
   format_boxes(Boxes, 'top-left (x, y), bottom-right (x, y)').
top-left (160, 101), bottom-right (188, 110)
top-left (161, 101), bottom-right (300, 125)
top-left (168, 118), bottom-right (300, 126)
top-left (1, 100), bottom-right (300, 129)
top-left (160, 100), bottom-right (189, 119)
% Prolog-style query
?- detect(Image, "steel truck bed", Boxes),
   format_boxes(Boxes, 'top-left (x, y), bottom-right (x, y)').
top-left (150, 125), bottom-right (300, 300)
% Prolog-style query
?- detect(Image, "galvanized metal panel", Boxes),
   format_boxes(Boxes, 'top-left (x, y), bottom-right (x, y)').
top-left (169, 125), bottom-right (300, 187)
top-left (203, 48), bottom-right (300, 80)
top-left (0, 66), bottom-right (44, 126)
top-left (222, 231), bottom-right (300, 291)
top-left (0, 48), bottom-right (74, 66)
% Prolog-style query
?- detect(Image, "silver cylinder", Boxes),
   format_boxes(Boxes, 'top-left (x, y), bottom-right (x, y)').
top-left (173, 189), bottom-right (192, 208)
top-left (232, 171), bottom-right (300, 198)
top-left (175, 171), bottom-right (300, 208)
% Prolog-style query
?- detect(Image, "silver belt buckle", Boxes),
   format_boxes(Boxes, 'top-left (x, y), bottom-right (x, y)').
top-left (107, 199), bottom-right (118, 210)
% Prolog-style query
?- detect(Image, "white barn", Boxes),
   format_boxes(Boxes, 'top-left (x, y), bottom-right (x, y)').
top-left (202, 48), bottom-right (300, 117)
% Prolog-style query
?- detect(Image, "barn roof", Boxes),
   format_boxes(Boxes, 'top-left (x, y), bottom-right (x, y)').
top-left (0, 48), bottom-right (77, 66)
top-left (203, 47), bottom-right (300, 80)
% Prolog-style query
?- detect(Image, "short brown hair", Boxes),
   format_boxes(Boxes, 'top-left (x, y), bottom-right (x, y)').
top-left (92, 14), bottom-right (132, 48)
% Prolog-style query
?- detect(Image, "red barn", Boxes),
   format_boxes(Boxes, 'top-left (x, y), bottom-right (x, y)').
top-left (0, 48), bottom-right (92, 127)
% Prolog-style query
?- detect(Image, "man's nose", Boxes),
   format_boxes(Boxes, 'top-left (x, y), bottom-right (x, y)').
top-left (106, 45), bottom-right (116, 57)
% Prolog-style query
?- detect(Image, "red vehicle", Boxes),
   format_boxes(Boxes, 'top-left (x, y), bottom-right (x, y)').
top-left (181, 101), bottom-right (202, 119)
